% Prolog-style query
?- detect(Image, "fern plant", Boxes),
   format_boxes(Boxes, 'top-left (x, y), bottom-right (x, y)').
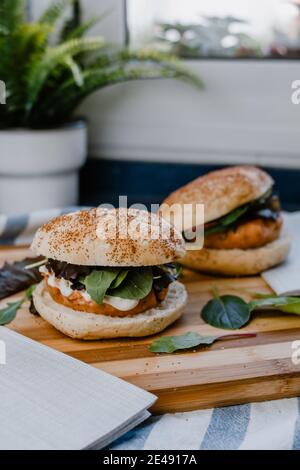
top-left (0, 0), bottom-right (203, 129)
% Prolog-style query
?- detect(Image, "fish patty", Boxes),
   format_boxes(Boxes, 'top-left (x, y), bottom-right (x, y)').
top-left (204, 216), bottom-right (282, 250)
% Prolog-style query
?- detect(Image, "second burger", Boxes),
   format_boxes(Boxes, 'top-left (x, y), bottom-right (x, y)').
top-left (161, 166), bottom-right (290, 276)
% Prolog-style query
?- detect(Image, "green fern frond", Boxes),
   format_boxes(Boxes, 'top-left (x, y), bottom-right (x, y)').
top-left (64, 56), bottom-right (83, 86)
top-left (28, 67), bottom-right (167, 126)
top-left (63, 14), bottom-right (102, 40)
top-left (0, 1), bottom-right (202, 128)
top-left (29, 64), bottom-right (201, 127)
top-left (87, 49), bottom-right (204, 89)
top-left (0, 0), bottom-right (25, 33)
top-left (18, 23), bottom-right (51, 51)
top-left (39, 0), bottom-right (74, 26)
top-left (0, 19), bottom-right (53, 125)
top-left (27, 37), bottom-right (106, 114)
top-left (62, 7), bottom-right (111, 40)
top-left (116, 50), bottom-right (204, 88)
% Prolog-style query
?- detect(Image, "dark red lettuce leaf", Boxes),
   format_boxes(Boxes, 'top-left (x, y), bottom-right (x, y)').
top-left (0, 257), bottom-right (43, 300)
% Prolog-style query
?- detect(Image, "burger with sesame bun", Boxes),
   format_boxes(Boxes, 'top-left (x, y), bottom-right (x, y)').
top-left (161, 166), bottom-right (291, 276)
top-left (30, 208), bottom-right (187, 340)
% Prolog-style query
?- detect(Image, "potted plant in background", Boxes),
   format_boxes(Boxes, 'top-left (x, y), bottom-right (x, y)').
top-left (0, 0), bottom-right (202, 215)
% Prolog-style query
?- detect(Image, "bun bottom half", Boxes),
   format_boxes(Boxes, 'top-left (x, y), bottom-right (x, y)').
top-left (180, 233), bottom-right (291, 276)
top-left (33, 281), bottom-right (188, 340)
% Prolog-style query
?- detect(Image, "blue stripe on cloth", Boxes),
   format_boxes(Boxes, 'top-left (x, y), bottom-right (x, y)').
top-left (59, 207), bottom-right (90, 215)
top-left (200, 404), bottom-right (251, 450)
top-left (0, 214), bottom-right (29, 245)
top-left (293, 398), bottom-right (300, 450)
top-left (109, 416), bottom-right (161, 450)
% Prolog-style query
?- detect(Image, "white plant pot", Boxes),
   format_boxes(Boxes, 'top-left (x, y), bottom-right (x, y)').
top-left (0, 121), bottom-right (87, 215)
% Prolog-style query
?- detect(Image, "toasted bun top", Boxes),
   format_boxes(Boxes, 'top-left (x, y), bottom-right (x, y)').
top-left (31, 208), bottom-right (186, 266)
top-left (161, 166), bottom-right (274, 226)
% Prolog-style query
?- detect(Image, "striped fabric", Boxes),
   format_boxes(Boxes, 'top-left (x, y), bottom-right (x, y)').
top-left (1, 209), bottom-right (300, 450)
top-left (0, 208), bottom-right (88, 246)
top-left (111, 399), bottom-right (300, 450)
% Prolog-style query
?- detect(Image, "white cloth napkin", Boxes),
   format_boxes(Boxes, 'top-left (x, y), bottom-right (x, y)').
top-left (262, 212), bottom-right (300, 295)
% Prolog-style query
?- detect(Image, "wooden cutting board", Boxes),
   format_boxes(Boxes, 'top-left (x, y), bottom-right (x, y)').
top-left (1, 248), bottom-right (300, 414)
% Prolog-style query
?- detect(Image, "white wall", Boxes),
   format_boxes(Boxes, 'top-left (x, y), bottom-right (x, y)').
top-left (81, 59), bottom-right (300, 168)
top-left (33, 1), bottom-right (300, 168)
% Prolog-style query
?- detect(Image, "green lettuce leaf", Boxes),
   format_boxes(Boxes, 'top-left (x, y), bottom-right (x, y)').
top-left (205, 188), bottom-right (274, 236)
top-left (109, 270), bottom-right (129, 289)
top-left (109, 267), bottom-right (153, 300)
top-left (205, 206), bottom-right (249, 235)
top-left (82, 269), bottom-right (120, 305)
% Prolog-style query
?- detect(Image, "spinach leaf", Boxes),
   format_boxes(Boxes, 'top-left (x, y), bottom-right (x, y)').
top-left (204, 188), bottom-right (275, 236)
top-left (202, 292), bottom-right (300, 330)
top-left (109, 270), bottom-right (129, 289)
top-left (150, 332), bottom-right (220, 353)
top-left (250, 296), bottom-right (300, 315)
top-left (82, 269), bottom-right (120, 305)
top-left (202, 295), bottom-right (252, 329)
top-left (109, 267), bottom-right (153, 300)
top-left (278, 303), bottom-right (300, 314)
top-left (0, 300), bottom-right (23, 326)
top-left (149, 331), bottom-right (256, 353)
top-left (205, 206), bottom-right (249, 235)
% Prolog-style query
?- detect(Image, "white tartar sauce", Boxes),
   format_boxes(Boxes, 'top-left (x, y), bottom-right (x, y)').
top-left (40, 266), bottom-right (139, 311)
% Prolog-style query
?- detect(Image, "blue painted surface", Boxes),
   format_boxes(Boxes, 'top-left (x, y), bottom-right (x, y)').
top-left (80, 159), bottom-right (300, 211)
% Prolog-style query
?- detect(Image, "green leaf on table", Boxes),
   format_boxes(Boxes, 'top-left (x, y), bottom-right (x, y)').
top-left (82, 269), bottom-right (120, 305)
top-left (201, 292), bottom-right (300, 331)
top-left (109, 267), bottom-right (153, 300)
top-left (149, 332), bottom-right (220, 353)
top-left (201, 295), bottom-right (252, 330)
top-left (0, 300), bottom-right (23, 326)
top-left (250, 296), bottom-right (300, 315)
top-left (149, 331), bottom-right (256, 353)
top-left (276, 303), bottom-right (300, 314)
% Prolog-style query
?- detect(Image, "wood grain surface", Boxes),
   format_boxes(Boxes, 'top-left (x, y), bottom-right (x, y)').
top-left (1, 248), bottom-right (300, 413)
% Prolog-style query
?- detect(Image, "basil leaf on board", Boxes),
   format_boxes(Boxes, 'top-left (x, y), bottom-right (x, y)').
top-left (82, 269), bottom-right (120, 305)
top-left (109, 270), bottom-right (129, 289)
top-left (202, 295), bottom-right (252, 330)
top-left (149, 332), bottom-right (220, 353)
top-left (149, 331), bottom-right (257, 353)
top-left (0, 300), bottom-right (23, 326)
top-left (109, 267), bottom-right (153, 300)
